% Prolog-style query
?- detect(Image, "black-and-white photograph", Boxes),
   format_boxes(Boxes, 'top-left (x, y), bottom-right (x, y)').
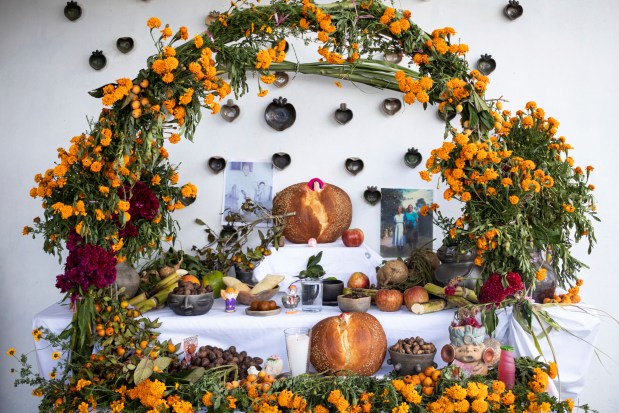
top-left (379, 188), bottom-right (433, 258)
top-left (222, 161), bottom-right (274, 222)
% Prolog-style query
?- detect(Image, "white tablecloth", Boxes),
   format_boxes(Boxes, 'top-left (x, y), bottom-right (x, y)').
top-left (33, 298), bottom-right (599, 400)
top-left (252, 241), bottom-right (384, 288)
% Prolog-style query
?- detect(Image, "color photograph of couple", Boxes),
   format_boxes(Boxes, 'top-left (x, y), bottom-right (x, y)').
top-left (379, 188), bottom-right (433, 258)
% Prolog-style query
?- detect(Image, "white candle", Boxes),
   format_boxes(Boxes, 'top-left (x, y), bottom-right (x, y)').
top-left (284, 329), bottom-right (310, 376)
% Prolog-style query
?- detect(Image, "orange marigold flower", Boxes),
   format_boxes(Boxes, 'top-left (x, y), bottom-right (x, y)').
top-left (509, 195), bottom-right (519, 205)
top-left (257, 90), bottom-right (269, 97)
top-left (179, 26), bottom-right (188, 40)
top-left (194, 35), bottom-right (204, 49)
top-left (147, 17), bottom-right (161, 29)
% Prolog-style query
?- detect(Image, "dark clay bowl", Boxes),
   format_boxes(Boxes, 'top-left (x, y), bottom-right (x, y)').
top-left (387, 349), bottom-right (437, 376)
top-left (167, 292), bottom-right (214, 316)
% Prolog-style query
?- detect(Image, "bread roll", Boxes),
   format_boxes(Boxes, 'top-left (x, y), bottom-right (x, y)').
top-left (272, 181), bottom-right (352, 244)
top-left (310, 312), bottom-right (386, 376)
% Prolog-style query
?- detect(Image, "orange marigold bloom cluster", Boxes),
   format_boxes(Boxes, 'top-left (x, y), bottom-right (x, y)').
top-left (544, 279), bottom-right (582, 304)
top-left (255, 41), bottom-right (286, 70)
top-left (102, 78), bottom-right (133, 106)
top-left (395, 71), bottom-right (433, 105)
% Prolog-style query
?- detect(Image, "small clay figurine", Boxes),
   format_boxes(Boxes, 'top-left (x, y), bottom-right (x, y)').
top-left (222, 287), bottom-right (239, 312)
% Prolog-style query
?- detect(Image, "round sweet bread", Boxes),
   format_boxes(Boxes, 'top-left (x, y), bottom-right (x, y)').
top-left (309, 312), bottom-right (386, 376)
top-left (272, 180), bottom-right (352, 243)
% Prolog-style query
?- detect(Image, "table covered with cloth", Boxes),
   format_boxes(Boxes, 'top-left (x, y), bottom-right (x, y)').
top-left (33, 297), bottom-right (600, 400)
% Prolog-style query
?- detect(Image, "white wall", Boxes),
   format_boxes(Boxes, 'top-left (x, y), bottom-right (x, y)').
top-left (1, 0), bottom-right (617, 411)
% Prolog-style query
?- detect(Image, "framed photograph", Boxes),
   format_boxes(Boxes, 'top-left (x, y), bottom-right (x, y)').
top-left (222, 161), bottom-right (274, 224)
top-left (379, 188), bottom-right (433, 258)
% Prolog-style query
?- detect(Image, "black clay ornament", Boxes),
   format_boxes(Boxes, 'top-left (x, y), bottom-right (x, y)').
top-left (64, 1), bottom-right (82, 21)
top-left (89, 50), bottom-right (106, 70)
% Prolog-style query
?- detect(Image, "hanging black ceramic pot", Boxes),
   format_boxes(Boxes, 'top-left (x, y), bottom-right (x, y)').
top-left (437, 107), bottom-right (456, 122)
top-left (220, 100), bottom-right (240, 122)
top-left (363, 186), bottom-right (382, 206)
top-left (273, 72), bottom-right (289, 88)
top-left (272, 152), bottom-right (291, 170)
top-left (503, 0), bottom-right (523, 20)
top-left (382, 98), bottom-right (402, 116)
top-left (64, 1), bottom-right (82, 21)
top-left (207, 156), bottom-right (226, 174)
top-left (89, 50), bottom-right (107, 70)
top-left (265, 97), bottom-right (296, 131)
top-left (404, 148), bottom-right (423, 169)
top-left (477, 54), bottom-right (496, 76)
top-left (334, 103), bottom-right (353, 125)
top-left (116, 37), bottom-right (135, 54)
top-left (345, 158), bottom-right (364, 175)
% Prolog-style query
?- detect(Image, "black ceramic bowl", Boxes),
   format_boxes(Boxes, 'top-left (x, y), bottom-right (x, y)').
top-left (167, 292), bottom-right (214, 316)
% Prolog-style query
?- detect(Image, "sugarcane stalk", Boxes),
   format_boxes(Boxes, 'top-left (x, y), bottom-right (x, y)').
top-left (410, 299), bottom-right (446, 314)
top-left (445, 295), bottom-right (474, 308)
top-left (423, 283), bottom-right (478, 303)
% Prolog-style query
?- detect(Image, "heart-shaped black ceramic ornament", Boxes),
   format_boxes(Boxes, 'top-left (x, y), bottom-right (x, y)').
top-left (404, 148), bottom-right (423, 169)
top-left (382, 98), bottom-right (402, 116)
top-left (207, 156), bottom-right (226, 174)
top-left (220, 100), bottom-right (240, 122)
top-left (363, 186), bottom-right (382, 206)
top-left (477, 54), bottom-right (496, 76)
top-left (345, 158), bottom-right (364, 175)
top-left (272, 152), bottom-right (291, 170)
top-left (116, 37), bottom-right (134, 54)
top-left (273, 72), bottom-right (289, 88)
top-left (335, 103), bottom-right (353, 125)
top-left (265, 97), bottom-right (296, 131)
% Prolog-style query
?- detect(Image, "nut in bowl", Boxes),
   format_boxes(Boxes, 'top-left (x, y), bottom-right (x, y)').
top-left (337, 293), bottom-right (371, 313)
top-left (387, 337), bottom-right (437, 376)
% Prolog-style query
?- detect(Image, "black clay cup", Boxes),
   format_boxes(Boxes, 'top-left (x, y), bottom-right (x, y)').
top-left (322, 279), bottom-right (344, 304)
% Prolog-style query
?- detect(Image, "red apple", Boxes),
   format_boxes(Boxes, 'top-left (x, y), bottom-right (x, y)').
top-left (342, 228), bottom-right (364, 247)
top-left (375, 289), bottom-right (403, 312)
top-left (403, 286), bottom-right (430, 309)
top-left (347, 272), bottom-right (370, 289)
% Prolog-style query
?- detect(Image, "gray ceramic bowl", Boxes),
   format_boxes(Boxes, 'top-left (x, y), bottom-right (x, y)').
top-left (167, 292), bottom-right (214, 316)
top-left (337, 294), bottom-right (371, 313)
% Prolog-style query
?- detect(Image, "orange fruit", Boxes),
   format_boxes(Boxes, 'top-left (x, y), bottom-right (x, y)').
top-left (247, 374), bottom-right (257, 383)
top-left (431, 370), bottom-right (441, 382)
top-left (140, 340), bottom-right (148, 349)
top-left (424, 366), bottom-right (435, 376)
top-left (167, 343), bottom-right (176, 353)
top-left (116, 347), bottom-right (126, 357)
top-left (261, 382), bottom-right (272, 392)
top-left (131, 85), bottom-right (141, 94)
top-left (422, 386), bottom-right (434, 396)
top-left (422, 377), bottom-right (433, 387)
top-left (139, 79), bottom-right (149, 89)
top-left (120, 301), bottom-right (129, 309)
top-left (418, 372), bottom-right (426, 382)
top-left (182, 274), bottom-right (201, 285)
top-left (258, 371), bottom-right (266, 380)
top-left (411, 375), bottom-right (421, 386)
top-left (97, 329), bottom-right (105, 337)
top-left (105, 327), bottom-right (114, 336)
top-left (149, 351), bottom-right (158, 359)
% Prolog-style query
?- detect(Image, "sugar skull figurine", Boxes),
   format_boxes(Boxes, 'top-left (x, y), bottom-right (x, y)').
top-left (440, 324), bottom-right (498, 376)
top-left (222, 287), bottom-right (239, 312)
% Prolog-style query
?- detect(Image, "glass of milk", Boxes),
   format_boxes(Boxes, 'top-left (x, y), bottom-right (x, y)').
top-left (284, 327), bottom-right (311, 376)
